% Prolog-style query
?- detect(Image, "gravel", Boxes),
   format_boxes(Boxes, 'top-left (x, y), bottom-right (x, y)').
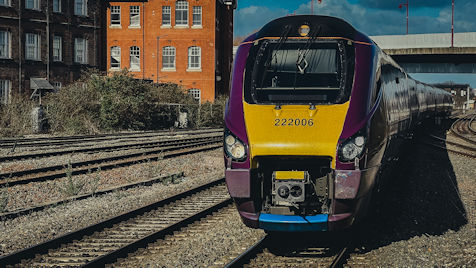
top-left (0, 147), bottom-right (220, 212)
top-left (346, 137), bottom-right (476, 267)
top-left (0, 148), bottom-right (224, 256)
top-left (112, 205), bottom-right (265, 268)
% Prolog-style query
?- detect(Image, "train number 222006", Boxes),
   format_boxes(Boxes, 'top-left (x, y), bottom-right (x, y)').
top-left (274, 118), bottom-right (314, 127)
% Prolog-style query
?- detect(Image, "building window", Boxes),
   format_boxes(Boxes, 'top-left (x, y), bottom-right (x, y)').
top-left (25, 0), bottom-right (40, 10)
top-left (188, 46), bottom-right (201, 69)
top-left (52, 81), bottom-right (62, 91)
top-left (0, 0), bottom-right (11, 7)
top-left (74, 0), bottom-right (87, 16)
top-left (53, 0), bottom-right (61, 12)
top-left (110, 46), bottom-right (121, 70)
top-left (74, 37), bottom-right (88, 64)
top-left (129, 46), bottom-right (140, 71)
top-left (175, 1), bottom-right (188, 26)
top-left (25, 33), bottom-right (40, 61)
top-left (129, 6), bottom-right (140, 27)
top-left (110, 6), bottom-right (121, 26)
top-left (0, 80), bottom-right (11, 105)
top-left (162, 46), bottom-right (175, 69)
top-left (192, 6), bottom-right (202, 26)
top-left (162, 6), bottom-right (171, 26)
top-left (188, 89), bottom-right (201, 103)
top-left (0, 31), bottom-right (11, 59)
top-left (53, 35), bottom-right (62, 61)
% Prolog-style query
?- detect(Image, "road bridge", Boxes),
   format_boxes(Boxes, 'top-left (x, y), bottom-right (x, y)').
top-left (371, 32), bottom-right (476, 73)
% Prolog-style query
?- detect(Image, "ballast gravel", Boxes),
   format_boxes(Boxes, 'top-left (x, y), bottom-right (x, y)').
top-left (0, 147), bottom-right (221, 212)
top-left (345, 137), bottom-right (475, 267)
top-left (0, 149), bottom-right (224, 256)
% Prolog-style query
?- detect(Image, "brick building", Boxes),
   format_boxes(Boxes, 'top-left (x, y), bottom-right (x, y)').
top-left (106, 0), bottom-right (236, 103)
top-left (433, 82), bottom-right (475, 110)
top-left (0, 0), bottom-right (107, 104)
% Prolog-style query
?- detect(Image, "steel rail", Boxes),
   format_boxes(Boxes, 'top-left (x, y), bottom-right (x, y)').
top-left (0, 134), bottom-right (222, 162)
top-left (0, 178), bottom-right (228, 267)
top-left (329, 241), bottom-right (353, 268)
top-left (0, 139), bottom-right (221, 188)
top-left (428, 134), bottom-right (476, 152)
top-left (469, 114), bottom-right (476, 135)
top-left (450, 115), bottom-right (476, 145)
top-left (224, 236), bottom-right (268, 268)
top-left (0, 173), bottom-right (184, 220)
top-left (0, 128), bottom-right (222, 148)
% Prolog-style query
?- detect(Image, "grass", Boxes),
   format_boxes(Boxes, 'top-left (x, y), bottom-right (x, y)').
top-left (58, 163), bottom-right (86, 197)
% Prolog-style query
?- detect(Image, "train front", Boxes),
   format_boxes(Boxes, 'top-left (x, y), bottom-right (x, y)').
top-left (224, 16), bottom-right (378, 232)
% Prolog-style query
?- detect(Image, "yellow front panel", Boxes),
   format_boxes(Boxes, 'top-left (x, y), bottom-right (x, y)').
top-left (274, 171), bottom-right (306, 180)
top-left (243, 102), bottom-right (350, 168)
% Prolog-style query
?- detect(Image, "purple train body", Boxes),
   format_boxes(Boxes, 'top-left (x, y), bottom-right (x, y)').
top-left (223, 16), bottom-right (453, 232)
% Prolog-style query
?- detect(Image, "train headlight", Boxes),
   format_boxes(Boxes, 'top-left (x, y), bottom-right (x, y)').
top-left (224, 132), bottom-right (247, 161)
top-left (338, 135), bottom-right (366, 162)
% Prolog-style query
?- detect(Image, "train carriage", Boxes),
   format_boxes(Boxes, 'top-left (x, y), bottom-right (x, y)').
top-left (224, 15), bottom-right (452, 232)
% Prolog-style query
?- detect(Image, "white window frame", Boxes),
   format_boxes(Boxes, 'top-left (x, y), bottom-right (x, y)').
top-left (187, 46), bottom-right (201, 70)
top-left (175, 1), bottom-right (188, 26)
top-left (25, 0), bottom-right (40, 10)
top-left (110, 6), bottom-right (121, 26)
top-left (162, 6), bottom-right (171, 26)
top-left (53, 35), bottom-right (62, 61)
top-left (188, 89), bottom-right (201, 103)
top-left (162, 46), bottom-right (175, 70)
top-left (0, 31), bottom-right (11, 59)
top-left (74, 0), bottom-right (87, 16)
top-left (192, 6), bottom-right (202, 27)
top-left (25, 33), bottom-right (40, 61)
top-left (129, 46), bottom-right (140, 71)
top-left (74, 37), bottom-right (88, 64)
top-left (52, 81), bottom-right (62, 91)
top-left (129, 6), bottom-right (140, 28)
top-left (110, 46), bottom-right (121, 70)
top-left (53, 0), bottom-right (61, 13)
top-left (0, 0), bottom-right (11, 7)
top-left (0, 80), bottom-right (11, 105)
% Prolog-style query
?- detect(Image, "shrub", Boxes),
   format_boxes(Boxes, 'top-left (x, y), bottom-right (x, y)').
top-left (0, 94), bottom-right (35, 137)
top-left (44, 70), bottom-right (101, 134)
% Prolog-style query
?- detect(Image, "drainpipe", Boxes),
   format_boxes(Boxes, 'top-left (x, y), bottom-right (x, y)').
top-left (142, 3), bottom-right (145, 79)
top-left (46, 1), bottom-right (50, 80)
top-left (18, 0), bottom-right (22, 94)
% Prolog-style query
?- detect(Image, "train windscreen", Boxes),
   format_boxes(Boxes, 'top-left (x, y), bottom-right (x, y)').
top-left (245, 40), bottom-right (354, 104)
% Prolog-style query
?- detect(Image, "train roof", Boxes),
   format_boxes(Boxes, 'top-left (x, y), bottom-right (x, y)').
top-left (255, 15), bottom-right (359, 40)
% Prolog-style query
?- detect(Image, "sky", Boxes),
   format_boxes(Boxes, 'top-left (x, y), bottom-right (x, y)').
top-left (233, 0), bottom-right (476, 89)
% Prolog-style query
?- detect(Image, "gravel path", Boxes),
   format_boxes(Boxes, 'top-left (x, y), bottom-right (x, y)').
top-left (0, 149), bottom-right (224, 256)
top-left (346, 138), bottom-right (475, 267)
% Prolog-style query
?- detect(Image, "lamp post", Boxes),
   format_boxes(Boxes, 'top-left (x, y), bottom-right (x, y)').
top-left (451, 0), bottom-right (454, 47)
top-left (311, 0), bottom-right (322, 15)
top-left (398, 0), bottom-right (409, 35)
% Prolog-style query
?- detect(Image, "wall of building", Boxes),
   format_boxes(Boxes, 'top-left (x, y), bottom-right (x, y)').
top-left (0, 0), bottom-right (106, 100)
top-left (107, 0), bottom-right (234, 103)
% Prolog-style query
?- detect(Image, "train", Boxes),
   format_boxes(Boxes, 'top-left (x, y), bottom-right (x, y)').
top-left (223, 15), bottom-right (453, 232)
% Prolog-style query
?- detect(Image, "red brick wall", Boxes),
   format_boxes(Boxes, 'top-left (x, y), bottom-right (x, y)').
top-left (107, 0), bottom-right (223, 103)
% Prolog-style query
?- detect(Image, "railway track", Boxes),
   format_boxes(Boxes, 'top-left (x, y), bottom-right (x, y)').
top-left (0, 173), bottom-right (184, 220)
top-left (0, 178), bottom-right (231, 267)
top-left (223, 234), bottom-right (353, 268)
top-left (449, 114), bottom-right (476, 145)
top-left (0, 128), bottom-right (222, 149)
top-left (0, 136), bottom-right (221, 187)
top-left (0, 133), bottom-right (222, 162)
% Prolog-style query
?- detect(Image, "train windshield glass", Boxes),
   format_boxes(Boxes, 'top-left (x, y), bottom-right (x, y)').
top-left (245, 40), bottom-right (353, 104)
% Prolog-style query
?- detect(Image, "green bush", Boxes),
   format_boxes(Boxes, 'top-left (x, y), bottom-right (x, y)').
top-left (0, 94), bottom-right (35, 137)
top-left (45, 69), bottom-right (198, 134)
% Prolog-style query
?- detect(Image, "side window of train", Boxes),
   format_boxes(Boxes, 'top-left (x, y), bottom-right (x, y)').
top-left (371, 79), bottom-right (382, 107)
